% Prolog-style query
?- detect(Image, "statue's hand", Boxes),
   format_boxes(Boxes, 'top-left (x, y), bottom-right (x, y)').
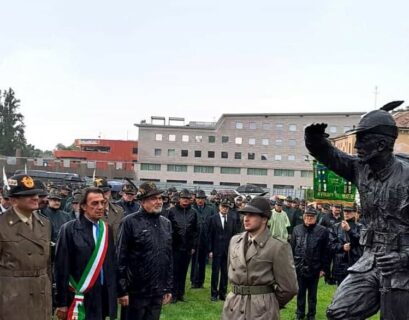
top-left (305, 123), bottom-right (328, 136)
top-left (375, 252), bottom-right (409, 276)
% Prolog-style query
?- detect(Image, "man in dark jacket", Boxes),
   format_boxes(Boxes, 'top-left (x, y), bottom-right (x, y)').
top-left (292, 206), bottom-right (329, 320)
top-left (207, 198), bottom-right (239, 301)
top-left (320, 204), bottom-right (343, 229)
top-left (117, 181), bottom-right (173, 320)
top-left (117, 184), bottom-right (140, 216)
top-left (168, 189), bottom-right (199, 302)
top-left (54, 187), bottom-right (117, 320)
top-left (328, 206), bottom-right (363, 285)
top-left (190, 189), bottom-right (215, 289)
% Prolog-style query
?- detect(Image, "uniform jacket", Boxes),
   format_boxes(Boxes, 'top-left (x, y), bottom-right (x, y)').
top-left (168, 203), bottom-right (199, 251)
top-left (222, 228), bottom-right (298, 320)
top-left (40, 207), bottom-right (72, 243)
top-left (305, 131), bottom-right (409, 288)
top-left (0, 208), bottom-right (52, 320)
top-left (207, 212), bottom-right (239, 256)
top-left (319, 212), bottom-right (343, 229)
top-left (192, 203), bottom-right (215, 248)
top-left (116, 199), bottom-right (140, 217)
top-left (102, 201), bottom-right (124, 243)
top-left (117, 209), bottom-right (173, 298)
top-left (54, 214), bottom-right (117, 320)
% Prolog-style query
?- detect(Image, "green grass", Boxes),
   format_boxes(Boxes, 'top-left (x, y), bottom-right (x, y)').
top-left (160, 265), bottom-right (379, 320)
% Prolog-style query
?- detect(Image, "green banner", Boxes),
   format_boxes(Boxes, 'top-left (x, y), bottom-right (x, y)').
top-left (313, 162), bottom-right (356, 202)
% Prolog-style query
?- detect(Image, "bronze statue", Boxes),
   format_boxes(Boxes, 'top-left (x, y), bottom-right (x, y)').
top-left (305, 101), bottom-right (409, 320)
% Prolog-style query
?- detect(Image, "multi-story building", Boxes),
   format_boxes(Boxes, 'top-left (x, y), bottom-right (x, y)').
top-left (135, 112), bottom-right (363, 194)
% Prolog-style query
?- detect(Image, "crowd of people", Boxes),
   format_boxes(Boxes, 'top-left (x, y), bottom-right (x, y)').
top-left (0, 172), bottom-right (366, 320)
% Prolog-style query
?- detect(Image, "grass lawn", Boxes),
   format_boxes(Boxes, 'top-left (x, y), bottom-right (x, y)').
top-left (160, 265), bottom-right (379, 320)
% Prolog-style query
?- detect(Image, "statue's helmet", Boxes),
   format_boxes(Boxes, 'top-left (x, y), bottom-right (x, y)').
top-left (348, 101), bottom-right (404, 139)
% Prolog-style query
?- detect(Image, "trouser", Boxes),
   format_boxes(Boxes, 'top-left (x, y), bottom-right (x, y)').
top-left (211, 253), bottom-right (228, 298)
top-left (296, 274), bottom-right (319, 319)
top-left (173, 249), bottom-right (191, 299)
top-left (190, 245), bottom-right (207, 286)
top-left (327, 268), bottom-right (409, 320)
top-left (126, 296), bottom-right (162, 320)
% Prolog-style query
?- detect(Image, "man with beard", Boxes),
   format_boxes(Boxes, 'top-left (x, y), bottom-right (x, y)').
top-left (305, 101), bottom-right (409, 319)
top-left (191, 189), bottom-right (215, 289)
top-left (221, 196), bottom-right (298, 320)
top-left (117, 184), bottom-right (140, 216)
top-left (329, 206), bottom-right (363, 285)
top-left (54, 187), bottom-right (117, 320)
top-left (292, 206), bottom-right (329, 320)
top-left (167, 189), bottom-right (198, 303)
top-left (117, 182), bottom-right (173, 320)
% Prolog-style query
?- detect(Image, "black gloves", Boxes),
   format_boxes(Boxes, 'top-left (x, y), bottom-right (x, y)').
top-left (305, 123), bottom-right (329, 137)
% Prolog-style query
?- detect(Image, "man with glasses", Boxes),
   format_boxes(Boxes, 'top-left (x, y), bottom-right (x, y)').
top-left (117, 183), bottom-right (140, 216)
top-left (117, 182), bottom-right (173, 320)
top-left (54, 187), bottom-right (118, 320)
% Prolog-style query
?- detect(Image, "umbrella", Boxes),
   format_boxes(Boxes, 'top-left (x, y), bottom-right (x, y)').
top-left (236, 184), bottom-right (265, 194)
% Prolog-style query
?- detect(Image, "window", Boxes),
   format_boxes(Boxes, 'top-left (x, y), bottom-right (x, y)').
top-left (141, 163), bottom-right (161, 171)
top-left (132, 148), bottom-right (138, 154)
top-left (289, 124), bottom-right (297, 132)
top-left (276, 123), bottom-right (284, 130)
top-left (274, 169), bottom-right (295, 177)
top-left (329, 126), bottom-right (337, 134)
top-left (208, 135), bottom-right (216, 143)
top-left (247, 168), bottom-right (268, 176)
top-left (249, 138), bottom-right (256, 145)
top-left (344, 126), bottom-right (351, 133)
top-left (193, 181), bottom-right (214, 185)
top-left (236, 122), bottom-right (243, 129)
top-left (167, 164), bottom-right (187, 172)
top-left (182, 135), bottom-right (189, 142)
top-left (288, 155), bottom-right (296, 161)
top-left (195, 150), bottom-right (202, 158)
top-left (195, 135), bottom-right (203, 142)
top-left (249, 122), bottom-right (257, 129)
top-left (275, 139), bottom-right (283, 146)
top-left (263, 122), bottom-right (272, 130)
top-left (208, 151), bottom-right (215, 158)
top-left (221, 167), bottom-right (241, 174)
top-left (168, 134), bottom-right (176, 142)
top-left (261, 153), bottom-right (268, 160)
top-left (194, 166), bottom-right (214, 173)
top-left (221, 152), bottom-right (228, 159)
top-left (220, 182), bottom-right (241, 187)
top-left (222, 136), bottom-right (229, 143)
top-left (273, 184), bottom-right (294, 190)
top-left (155, 134), bottom-right (162, 141)
top-left (181, 150), bottom-right (188, 157)
top-left (168, 149), bottom-right (176, 157)
top-left (154, 148), bottom-right (161, 156)
top-left (235, 137), bottom-right (242, 145)
top-left (262, 139), bottom-right (269, 146)
top-left (301, 170), bottom-right (313, 178)
top-left (234, 152), bottom-right (242, 160)
top-left (275, 155), bottom-right (282, 161)
top-left (289, 139), bottom-right (296, 147)
top-left (248, 153), bottom-right (255, 160)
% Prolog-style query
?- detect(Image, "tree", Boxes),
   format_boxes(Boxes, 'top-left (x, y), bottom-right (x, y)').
top-left (0, 88), bottom-right (27, 156)
top-left (55, 142), bottom-right (76, 150)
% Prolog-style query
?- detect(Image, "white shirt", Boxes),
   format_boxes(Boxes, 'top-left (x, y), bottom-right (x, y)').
top-left (219, 213), bottom-right (227, 229)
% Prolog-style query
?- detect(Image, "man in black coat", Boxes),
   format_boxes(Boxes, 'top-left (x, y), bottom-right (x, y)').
top-left (207, 198), bottom-right (239, 301)
top-left (328, 206), bottom-right (363, 285)
top-left (190, 189), bottom-right (215, 289)
top-left (116, 184), bottom-right (140, 216)
top-left (54, 187), bottom-right (117, 320)
top-left (117, 181), bottom-right (173, 320)
top-left (291, 206), bottom-right (330, 320)
top-left (167, 189), bottom-right (199, 302)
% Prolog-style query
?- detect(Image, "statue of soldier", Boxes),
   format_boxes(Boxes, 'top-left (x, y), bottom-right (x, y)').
top-left (304, 101), bottom-right (409, 319)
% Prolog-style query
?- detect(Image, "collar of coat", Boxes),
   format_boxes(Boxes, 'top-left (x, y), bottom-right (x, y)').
top-left (6, 208), bottom-right (45, 227)
top-left (235, 227), bottom-right (271, 248)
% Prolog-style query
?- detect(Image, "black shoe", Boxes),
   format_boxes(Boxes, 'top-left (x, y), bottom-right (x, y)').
top-left (178, 296), bottom-right (187, 302)
top-left (219, 295), bottom-right (226, 301)
top-left (307, 317), bottom-right (315, 320)
top-left (211, 296), bottom-right (218, 301)
top-left (296, 316), bottom-right (304, 320)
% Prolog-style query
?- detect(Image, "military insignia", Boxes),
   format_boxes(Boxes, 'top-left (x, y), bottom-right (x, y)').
top-left (7, 178), bottom-right (18, 186)
top-left (94, 178), bottom-right (103, 187)
top-left (21, 176), bottom-right (34, 188)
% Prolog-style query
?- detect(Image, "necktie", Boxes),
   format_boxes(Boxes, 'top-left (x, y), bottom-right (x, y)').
top-left (94, 223), bottom-right (104, 285)
top-left (223, 215), bottom-right (227, 230)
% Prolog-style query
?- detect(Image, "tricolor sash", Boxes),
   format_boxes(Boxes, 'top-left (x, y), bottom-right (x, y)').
top-left (67, 220), bottom-right (109, 320)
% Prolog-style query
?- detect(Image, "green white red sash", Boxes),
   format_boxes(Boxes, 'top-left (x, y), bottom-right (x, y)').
top-left (67, 220), bottom-right (109, 320)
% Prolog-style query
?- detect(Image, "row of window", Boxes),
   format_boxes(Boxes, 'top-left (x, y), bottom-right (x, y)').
top-left (140, 163), bottom-right (313, 177)
top-left (154, 148), bottom-right (300, 161)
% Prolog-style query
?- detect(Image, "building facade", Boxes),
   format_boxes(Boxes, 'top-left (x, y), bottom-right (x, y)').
top-left (135, 113), bottom-right (362, 193)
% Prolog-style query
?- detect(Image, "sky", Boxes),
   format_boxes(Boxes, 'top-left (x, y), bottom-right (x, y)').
top-left (0, 0), bottom-right (408, 150)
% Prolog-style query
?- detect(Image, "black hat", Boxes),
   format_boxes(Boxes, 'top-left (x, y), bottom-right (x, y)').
top-left (239, 196), bottom-right (272, 219)
top-left (48, 188), bottom-right (62, 200)
top-left (343, 206), bottom-right (356, 212)
top-left (170, 194), bottom-right (179, 204)
top-left (94, 178), bottom-right (111, 192)
top-left (304, 206), bottom-right (317, 216)
top-left (7, 174), bottom-right (42, 197)
top-left (275, 199), bottom-right (284, 206)
top-left (61, 185), bottom-right (71, 192)
top-left (168, 186), bottom-right (177, 193)
top-left (333, 204), bottom-right (342, 209)
top-left (196, 190), bottom-right (206, 199)
top-left (71, 193), bottom-right (82, 204)
top-left (179, 189), bottom-right (192, 199)
top-left (220, 197), bottom-right (233, 208)
top-left (122, 184), bottom-right (137, 195)
top-left (136, 181), bottom-right (163, 200)
top-left (34, 179), bottom-right (48, 197)
top-left (210, 189), bottom-right (218, 196)
top-left (161, 191), bottom-right (170, 198)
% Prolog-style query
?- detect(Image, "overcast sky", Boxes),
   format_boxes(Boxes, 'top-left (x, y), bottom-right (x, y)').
top-left (0, 0), bottom-right (408, 150)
